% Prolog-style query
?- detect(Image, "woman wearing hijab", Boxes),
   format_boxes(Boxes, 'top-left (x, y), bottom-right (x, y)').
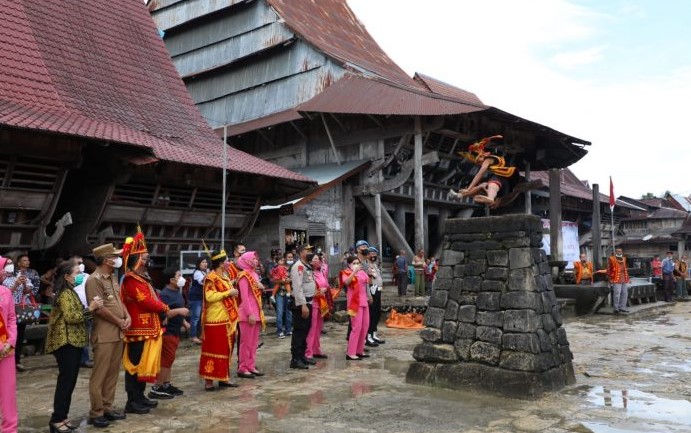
top-left (305, 254), bottom-right (329, 361)
top-left (340, 256), bottom-right (371, 361)
top-left (46, 260), bottom-right (104, 433)
top-left (199, 250), bottom-right (239, 391)
top-left (236, 251), bottom-right (266, 378)
top-left (0, 257), bottom-right (18, 433)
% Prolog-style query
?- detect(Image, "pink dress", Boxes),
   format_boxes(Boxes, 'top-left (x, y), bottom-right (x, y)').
top-left (346, 270), bottom-right (370, 357)
top-left (306, 268), bottom-right (329, 358)
top-left (0, 285), bottom-right (18, 433)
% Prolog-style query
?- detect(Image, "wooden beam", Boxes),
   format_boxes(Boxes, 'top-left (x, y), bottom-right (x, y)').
top-left (414, 116), bottom-right (424, 252)
top-left (549, 168), bottom-right (563, 261)
top-left (320, 114), bottom-right (341, 165)
top-left (592, 183), bottom-right (602, 270)
top-left (355, 151), bottom-right (439, 195)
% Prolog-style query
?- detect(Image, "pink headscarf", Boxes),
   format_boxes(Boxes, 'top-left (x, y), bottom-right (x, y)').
top-left (237, 251), bottom-right (259, 280)
top-left (0, 257), bottom-right (7, 270)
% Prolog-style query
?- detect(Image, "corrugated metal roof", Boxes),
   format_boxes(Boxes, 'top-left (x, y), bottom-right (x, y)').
top-left (0, 0), bottom-right (313, 184)
top-left (530, 169), bottom-right (640, 209)
top-left (414, 73), bottom-right (484, 106)
top-left (266, 0), bottom-right (423, 90)
top-left (217, 109), bottom-right (303, 137)
top-left (297, 74), bottom-right (487, 116)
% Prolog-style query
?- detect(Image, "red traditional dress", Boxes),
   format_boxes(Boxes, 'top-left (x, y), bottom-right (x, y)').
top-left (199, 271), bottom-right (238, 382)
top-left (120, 272), bottom-right (169, 383)
top-left (607, 256), bottom-right (629, 284)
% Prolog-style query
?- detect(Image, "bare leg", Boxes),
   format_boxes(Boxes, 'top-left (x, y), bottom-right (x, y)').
top-left (474, 183), bottom-right (500, 206)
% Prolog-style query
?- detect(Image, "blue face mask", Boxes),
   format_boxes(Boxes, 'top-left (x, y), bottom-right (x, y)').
top-left (74, 274), bottom-right (85, 286)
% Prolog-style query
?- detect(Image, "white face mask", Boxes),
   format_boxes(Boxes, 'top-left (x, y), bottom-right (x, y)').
top-left (176, 276), bottom-right (186, 288)
top-left (286, 260), bottom-right (294, 266)
top-left (78, 263), bottom-right (85, 273)
top-left (111, 257), bottom-right (123, 269)
top-left (4, 264), bottom-right (14, 274)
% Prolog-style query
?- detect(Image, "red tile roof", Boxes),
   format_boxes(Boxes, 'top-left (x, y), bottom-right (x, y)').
top-left (0, 0), bottom-right (312, 183)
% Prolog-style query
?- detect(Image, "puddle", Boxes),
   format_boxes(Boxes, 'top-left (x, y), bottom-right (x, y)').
top-left (579, 421), bottom-right (678, 433)
top-left (586, 386), bottom-right (691, 424)
top-left (660, 360), bottom-right (691, 373)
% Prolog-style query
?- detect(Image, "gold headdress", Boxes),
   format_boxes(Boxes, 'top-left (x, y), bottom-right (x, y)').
top-left (201, 239), bottom-right (227, 261)
top-left (122, 225), bottom-right (148, 271)
top-left (458, 135), bottom-right (503, 163)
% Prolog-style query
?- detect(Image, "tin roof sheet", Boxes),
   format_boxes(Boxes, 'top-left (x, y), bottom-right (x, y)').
top-left (266, 0), bottom-right (422, 90)
top-left (0, 0), bottom-right (312, 184)
top-left (297, 74), bottom-right (487, 116)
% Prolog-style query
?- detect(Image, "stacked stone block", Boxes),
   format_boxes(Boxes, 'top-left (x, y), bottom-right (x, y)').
top-left (406, 215), bottom-right (575, 397)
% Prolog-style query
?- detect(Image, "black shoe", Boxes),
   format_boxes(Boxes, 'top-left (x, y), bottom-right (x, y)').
top-left (205, 385), bottom-right (217, 392)
top-left (237, 371), bottom-right (255, 379)
top-left (346, 355), bottom-right (361, 361)
top-left (80, 360), bottom-right (94, 368)
top-left (104, 410), bottom-right (126, 421)
top-left (124, 402), bottom-right (150, 415)
top-left (163, 383), bottom-right (184, 396)
top-left (87, 416), bottom-right (110, 428)
top-left (218, 381), bottom-right (239, 388)
top-left (356, 353), bottom-right (370, 358)
top-left (290, 359), bottom-right (309, 369)
top-left (365, 340), bottom-right (379, 347)
top-left (313, 354), bottom-right (328, 359)
top-left (148, 386), bottom-right (174, 400)
top-left (372, 334), bottom-right (386, 344)
top-left (138, 396), bottom-right (158, 408)
top-left (321, 329), bottom-right (328, 335)
top-left (250, 370), bottom-right (265, 377)
top-left (302, 357), bottom-right (317, 365)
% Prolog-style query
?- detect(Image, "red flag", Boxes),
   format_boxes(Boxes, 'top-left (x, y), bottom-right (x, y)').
top-left (609, 176), bottom-right (615, 210)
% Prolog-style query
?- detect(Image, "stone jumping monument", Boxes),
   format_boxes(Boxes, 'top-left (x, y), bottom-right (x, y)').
top-left (406, 214), bottom-right (575, 397)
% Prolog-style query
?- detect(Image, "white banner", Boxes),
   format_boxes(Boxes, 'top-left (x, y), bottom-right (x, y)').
top-left (541, 220), bottom-right (580, 269)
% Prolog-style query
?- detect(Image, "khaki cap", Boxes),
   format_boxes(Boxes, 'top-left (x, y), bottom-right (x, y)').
top-left (92, 243), bottom-right (123, 259)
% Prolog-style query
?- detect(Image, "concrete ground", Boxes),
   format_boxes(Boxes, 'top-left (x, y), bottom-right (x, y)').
top-left (14, 295), bottom-right (691, 433)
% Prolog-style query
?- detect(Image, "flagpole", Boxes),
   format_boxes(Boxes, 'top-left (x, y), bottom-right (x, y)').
top-left (609, 176), bottom-right (615, 255)
top-left (221, 123), bottom-right (227, 251)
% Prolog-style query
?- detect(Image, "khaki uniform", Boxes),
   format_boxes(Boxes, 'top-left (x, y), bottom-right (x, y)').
top-left (85, 269), bottom-right (126, 418)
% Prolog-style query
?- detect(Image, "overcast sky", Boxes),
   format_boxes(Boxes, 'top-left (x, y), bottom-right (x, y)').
top-left (347, 0), bottom-right (691, 199)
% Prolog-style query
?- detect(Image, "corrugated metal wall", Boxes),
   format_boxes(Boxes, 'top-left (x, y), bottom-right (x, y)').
top-left (151, 0), bottom-right (347, 127)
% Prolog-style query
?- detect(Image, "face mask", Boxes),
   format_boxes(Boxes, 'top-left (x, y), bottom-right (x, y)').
top-left (78, 263), bottom-right (85, 273)
top-left (370, 257), bottom-right (377, 262)
top-left (111, 257), bottom-right (123, 269)
top-left (616, 254), bottom-right (623, 258)
top-left (4, 264), bottom-right (14, 274)
top-left (74, 274), bottom-right (85, 286)
top-left (313, 263), bottom-right (321, 270)
top-left (286, 260), bottom-right (294, 266)
top-left (176, 277), bottom-right (186, 288)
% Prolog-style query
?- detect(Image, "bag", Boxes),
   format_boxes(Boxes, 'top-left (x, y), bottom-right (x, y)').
top-left (15, 296), bottom-right (42, 325)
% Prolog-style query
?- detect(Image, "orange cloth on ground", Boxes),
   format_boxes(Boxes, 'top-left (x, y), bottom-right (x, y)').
top-left (385, 309), bottom-right (424, 329)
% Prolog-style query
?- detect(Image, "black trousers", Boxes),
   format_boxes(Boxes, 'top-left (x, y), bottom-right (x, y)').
top-left (51, 344), bottom-right (82, 423)
top-left (124, 341), bottom-right (146, 404)
top-left (290, 302), bottom-right (312, 361)
top-left (397, 272), bottom-right (408, 296)
top-left (15, 322), bottom-right (26, 364)
top-left (368, 290), bottom-right (382, 334)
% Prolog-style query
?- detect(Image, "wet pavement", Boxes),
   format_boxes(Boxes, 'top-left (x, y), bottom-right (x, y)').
top-left (15, 299), bottom-right (691, 433)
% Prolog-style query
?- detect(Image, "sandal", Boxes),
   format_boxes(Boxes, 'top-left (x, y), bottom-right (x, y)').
top-left (49, 420), bottom-right (72, 433)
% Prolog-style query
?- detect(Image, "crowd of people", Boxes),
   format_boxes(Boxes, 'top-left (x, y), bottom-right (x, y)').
top-left (572, 248), bottom-right (690, 315)
top-left (0, 233), bottom-right (402, 433)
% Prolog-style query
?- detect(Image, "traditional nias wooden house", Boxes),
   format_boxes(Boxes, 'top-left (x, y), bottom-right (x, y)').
top-left (0, 0), bottom-right (313, 264)
top-left (149, 0), bottom-right (591, 269)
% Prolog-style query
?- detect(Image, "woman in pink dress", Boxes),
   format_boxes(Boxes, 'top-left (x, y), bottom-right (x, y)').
top-left (340, 256), bottom-right (371, 360)
top-left (236, 252), bottom-right (266, 378)
top-left (0, 257), bottom-right (18, 433)
top-left (305, 255), bottom-right (329, 361)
